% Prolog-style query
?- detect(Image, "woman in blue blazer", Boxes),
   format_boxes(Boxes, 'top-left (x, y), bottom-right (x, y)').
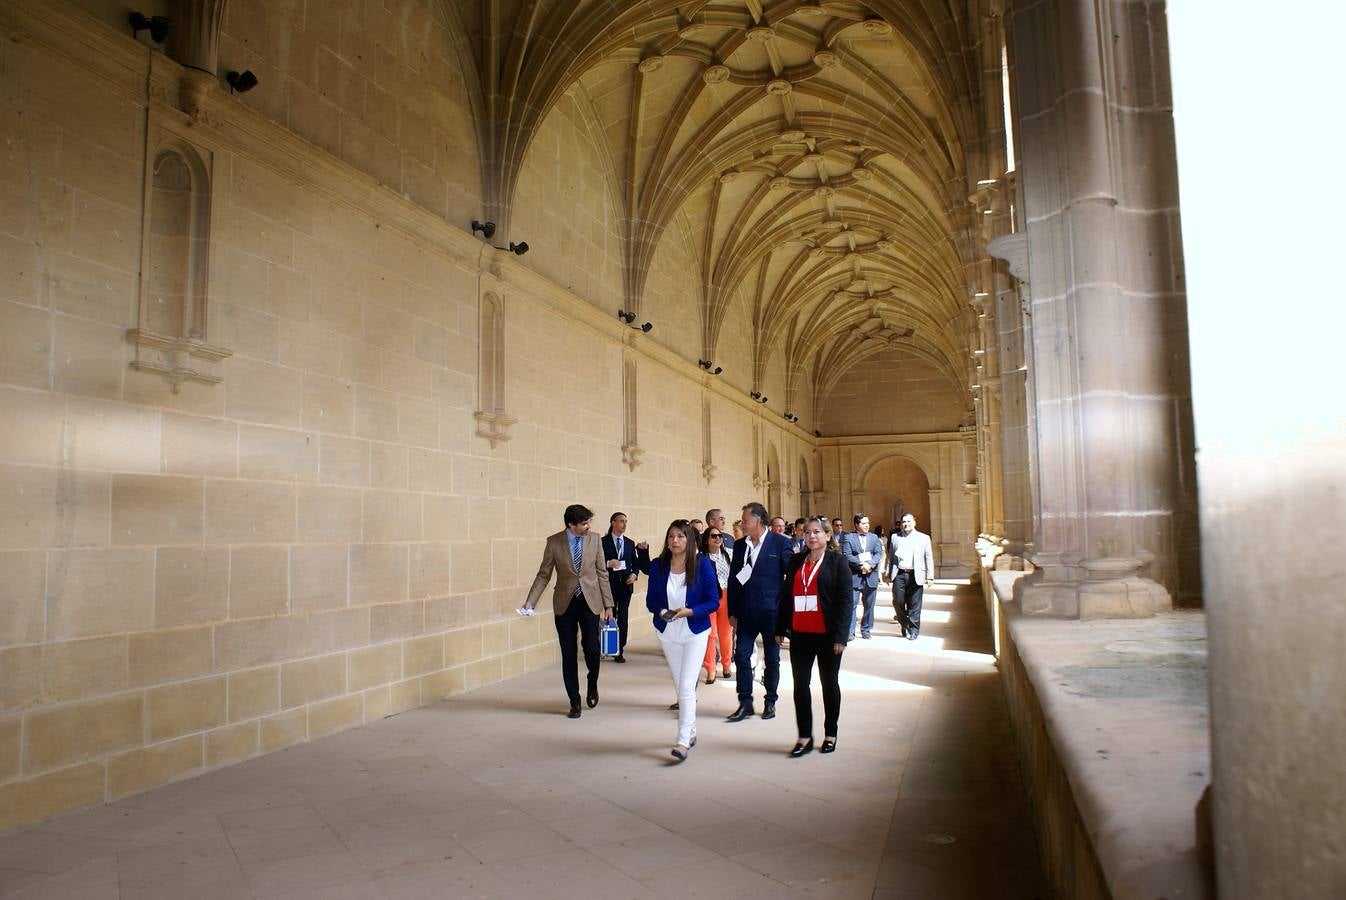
top-left (636, 519), bottom-right (721, 761)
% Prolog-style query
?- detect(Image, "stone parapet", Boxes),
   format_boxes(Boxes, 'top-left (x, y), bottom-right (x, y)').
top-left (987, 570), bottom-right (1212, 899)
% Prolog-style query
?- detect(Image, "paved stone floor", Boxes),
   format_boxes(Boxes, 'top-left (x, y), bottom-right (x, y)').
top-left (0, 580), bottom-right (1044, 899)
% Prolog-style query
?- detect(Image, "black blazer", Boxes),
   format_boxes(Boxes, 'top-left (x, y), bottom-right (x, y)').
top-left (775, 549), bottom-right (854, 646)
top-left (601, 532), bottom-right (639, 596)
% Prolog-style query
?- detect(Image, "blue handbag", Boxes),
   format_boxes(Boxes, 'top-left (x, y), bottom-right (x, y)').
top-left (600, 619), bottom-right (620, 657)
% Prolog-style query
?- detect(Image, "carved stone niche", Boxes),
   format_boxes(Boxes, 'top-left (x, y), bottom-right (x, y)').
top-left (475, 292), bottom-right (516, 448)
top-left (129, 136), bottom-right (231, 393)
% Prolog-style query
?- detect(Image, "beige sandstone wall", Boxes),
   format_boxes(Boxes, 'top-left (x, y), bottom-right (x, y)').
top-left (818, 347), bottom-right (964, 437)
top-left (0, 0), bottom-right (812, 831)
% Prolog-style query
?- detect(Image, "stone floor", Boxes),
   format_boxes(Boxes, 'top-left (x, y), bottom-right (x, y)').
top-left (0, 580), bottom-right (1044, 899)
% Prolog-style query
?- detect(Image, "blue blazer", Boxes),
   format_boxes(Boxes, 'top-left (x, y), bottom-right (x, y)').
top-left (636, 552), bottom-right (721, 634)
top-left (842, 531), bottom-right (885, 590)
top-left (727, 530), bottom-right (796, 620)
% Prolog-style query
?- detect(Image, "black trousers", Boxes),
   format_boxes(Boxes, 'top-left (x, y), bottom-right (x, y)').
top-left (609, 580), bottom-right (633, 650)
top-left (789, 632), bottom-right (843, 739)
top-left (554, 595), bottom-right (600, 705)
top-left (894, 570), bottom-right (924, 635)
top-left (734, 611), bottom-right (780, 705)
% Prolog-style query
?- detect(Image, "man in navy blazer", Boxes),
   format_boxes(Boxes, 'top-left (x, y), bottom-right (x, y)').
top-left (842, 514), bottom-right (884, 639)
top-left (726, 501), bottom-right (797, 721)
top-left (601, 512), bottom-right (640, 662)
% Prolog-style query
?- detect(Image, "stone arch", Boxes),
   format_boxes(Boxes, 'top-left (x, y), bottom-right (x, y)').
top-left (765, 441), bottom-right (782, 520)
top-left (863, 457), bottom-right (932, 537)
top-left (853, 448), bottom-right (941, 540)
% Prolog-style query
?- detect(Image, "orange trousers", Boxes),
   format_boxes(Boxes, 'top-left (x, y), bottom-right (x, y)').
top-left (702, 588), bottom-right (733, 677)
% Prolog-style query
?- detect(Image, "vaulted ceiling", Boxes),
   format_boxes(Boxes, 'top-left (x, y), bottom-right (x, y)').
top-left (449, 0), bottom-right (994, 419)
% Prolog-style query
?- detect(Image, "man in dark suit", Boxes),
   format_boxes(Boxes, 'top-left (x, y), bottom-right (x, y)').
top-left (601, 511), bottom-right (639, 663)
top-left (726, 501), bottom-right (796, 721)
top-left (523, 504), bottom-right (615, 718)
top-left (841, 514), bottom-right (884, 639)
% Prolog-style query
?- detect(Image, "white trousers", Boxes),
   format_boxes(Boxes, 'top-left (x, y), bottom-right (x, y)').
top-left (658, 627), bottom-right (709, 747)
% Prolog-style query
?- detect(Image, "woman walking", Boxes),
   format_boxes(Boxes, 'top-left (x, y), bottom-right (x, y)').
top-left (638, 520), bottom-right (721, 761)
top-left (700, 527), bottom-right (734, 683)
top-left (776, 516), bottom-right (853, 757)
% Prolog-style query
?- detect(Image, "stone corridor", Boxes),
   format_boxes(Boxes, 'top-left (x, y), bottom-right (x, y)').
top-left (0, 581), bottom-right (1042, 900)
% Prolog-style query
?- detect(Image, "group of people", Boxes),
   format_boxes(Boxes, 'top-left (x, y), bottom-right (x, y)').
top-left (521, 502), bottom-right (934, 763)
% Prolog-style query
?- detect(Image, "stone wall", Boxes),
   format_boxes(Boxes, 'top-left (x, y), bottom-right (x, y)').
top-left (817, 345), bottom-right (965, 437)
top-left (0, 0), bottom-right (812, 830)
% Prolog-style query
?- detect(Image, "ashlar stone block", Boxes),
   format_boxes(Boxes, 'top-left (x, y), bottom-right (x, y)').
top-left (24, 692), bottom-right (144, 772)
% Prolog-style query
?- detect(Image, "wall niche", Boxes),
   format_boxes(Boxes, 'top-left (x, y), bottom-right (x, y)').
top-left (128, 135), bottom-right (230, 392)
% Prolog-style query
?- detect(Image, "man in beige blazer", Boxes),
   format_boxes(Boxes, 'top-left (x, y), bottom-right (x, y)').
top-left (523, 504), bottom-right (615, 718)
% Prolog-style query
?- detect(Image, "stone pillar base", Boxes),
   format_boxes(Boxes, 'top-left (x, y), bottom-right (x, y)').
top-left (1013, 567), bottom-right (1171, 618)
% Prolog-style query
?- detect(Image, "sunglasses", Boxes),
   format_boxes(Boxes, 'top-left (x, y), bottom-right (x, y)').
top-left (707, 533), bottom-right (722, 539)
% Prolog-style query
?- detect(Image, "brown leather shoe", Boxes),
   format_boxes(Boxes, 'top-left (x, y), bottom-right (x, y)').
top-left (567, 705), bottom-right (581, 718)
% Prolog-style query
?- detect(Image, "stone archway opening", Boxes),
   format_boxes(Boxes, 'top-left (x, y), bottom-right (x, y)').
top-left (863, 456), bottom-right (931, 540)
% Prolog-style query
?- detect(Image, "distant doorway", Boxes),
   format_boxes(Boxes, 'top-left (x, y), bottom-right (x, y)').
top-left (863, 457), bottom-right (931, 538)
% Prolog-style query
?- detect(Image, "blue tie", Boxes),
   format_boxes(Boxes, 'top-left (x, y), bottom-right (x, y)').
top-left (571, 536), bottom-right (583, 598)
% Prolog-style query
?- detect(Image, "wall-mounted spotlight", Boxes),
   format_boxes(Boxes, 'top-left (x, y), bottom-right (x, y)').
top-left (750, 391), bottom-right (761, 400)
top-left (617, 310), bottom-right (636, 324)
top-left (508, 241), bottom-right (529, 255)
top-left (697, 359), bottom-right (723, 374)
top-left (784, 413), bottom-right (799, 423)
top-left (639, 322), bottom-right (653, 333)
top-left (226, 70), bottom-right (259, 94)
top-left (129, 11), bottom-right (170, 42)
top-left (471, 220), bottom-right (496, 239)
top-left (759, 396), bottom-right (769, 404)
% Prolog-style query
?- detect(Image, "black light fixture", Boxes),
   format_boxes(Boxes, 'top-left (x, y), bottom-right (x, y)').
top-left (639, 322), bottom-right (652, 333)
top-left (129, 11), bottom-right (170, 42)
top-left (759, 395), bottom-right (769, 404)
top-left (784, 412), bottom-right (799, 423)
top-left (617, 309), bottom-right (636, 324)
top-left (471, 220), bottom-right (496, 239)
top-left (226, 70), bottom-right (259, 93)
top-left (508, 241), bottom-right (529, 255)
top-left (697, 359), bottom-right (723, 374)
top-left (814, 429), bottom-right (823, 437)
top-left (750, 391), bottom-right (761, 400)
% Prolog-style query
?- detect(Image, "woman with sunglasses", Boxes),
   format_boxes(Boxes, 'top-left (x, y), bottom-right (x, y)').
top-left (775, 516), bottom-right (853, 756)
top-left (636, 519), bottom-right (722, 761)
top-left (699, 527), bottom-right (734, 683)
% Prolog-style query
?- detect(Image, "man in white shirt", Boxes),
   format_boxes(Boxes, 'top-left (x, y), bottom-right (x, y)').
top-left (885, 514), bottom-right (935, 640)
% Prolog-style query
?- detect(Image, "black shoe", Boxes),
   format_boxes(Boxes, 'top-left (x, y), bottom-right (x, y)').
top-left (726, 703), bottom-right (755, 722)
top-left (614, 653), bottom-right (626, 663)
top-left (587, 688), bottom-right (599, 708)
top-left (567, 705), bottom-right (581, 718)
top-left (789, 738), bottom-right (814, 758)
top-left (820, 738), bottom-right (837, 754)
top-left (761, 704), bottom-right (776, 720)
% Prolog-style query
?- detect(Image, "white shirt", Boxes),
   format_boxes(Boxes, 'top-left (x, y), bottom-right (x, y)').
top-left (663, 571), bottom-right (691, 641)
top-left (891, 531), bottom-right (919, 570)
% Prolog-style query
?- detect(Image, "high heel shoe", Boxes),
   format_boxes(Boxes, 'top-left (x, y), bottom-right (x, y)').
top-left (788, 738), bottom-right (815, 758)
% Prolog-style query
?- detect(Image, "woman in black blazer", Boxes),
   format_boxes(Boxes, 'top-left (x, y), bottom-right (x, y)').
top-left (775, 516), bottom-right (854, 756)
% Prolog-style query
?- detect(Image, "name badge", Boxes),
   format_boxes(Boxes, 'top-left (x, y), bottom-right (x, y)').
top-left (858, 551), bottom-right (872, 564)
top-left (735, 564), bottom-right (753, 585)
top-left (794, 594), bottom-right (818, 612)
top-left (614, 560), bottom-right (626, 571)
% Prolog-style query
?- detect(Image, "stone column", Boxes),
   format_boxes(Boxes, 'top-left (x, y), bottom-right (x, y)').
top-left (167, 0), bottom-right (228, 117)
top-left (1004, 0), bottom-right (1197, 617)
top-left (1169, 4), bottom-right (1344, 896)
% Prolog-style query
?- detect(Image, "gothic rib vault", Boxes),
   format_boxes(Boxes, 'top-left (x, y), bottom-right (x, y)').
top-left (451, 0), bottom-right (986, 424)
